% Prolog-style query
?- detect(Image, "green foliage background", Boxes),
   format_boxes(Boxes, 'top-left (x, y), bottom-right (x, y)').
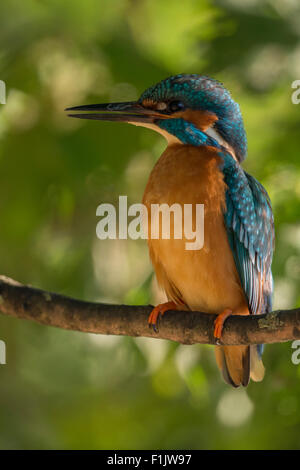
top-left (0, 0), bottom-right (299, 449)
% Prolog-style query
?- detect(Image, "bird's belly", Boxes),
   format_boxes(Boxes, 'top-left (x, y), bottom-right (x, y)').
top-left (143, 144), bottom-right (248, 315)
top-left (150, 236), bottom-right (246, 313)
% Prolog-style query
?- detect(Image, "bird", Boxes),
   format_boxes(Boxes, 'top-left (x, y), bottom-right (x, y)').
top-left (66, 74), bottom-right (275, 387)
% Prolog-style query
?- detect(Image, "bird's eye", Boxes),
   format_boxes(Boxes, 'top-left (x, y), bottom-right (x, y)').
top-left (168, 101), bottom-right (185, 113)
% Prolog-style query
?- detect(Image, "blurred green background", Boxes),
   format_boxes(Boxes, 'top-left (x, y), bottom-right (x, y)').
top-left (0, 0), bottom-right (299, 450)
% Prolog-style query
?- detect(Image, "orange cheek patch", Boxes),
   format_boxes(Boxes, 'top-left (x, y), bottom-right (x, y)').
top-left (142, 98), bottom-right (156, 108)
top-left (173, 109), bottom-right (218, 130)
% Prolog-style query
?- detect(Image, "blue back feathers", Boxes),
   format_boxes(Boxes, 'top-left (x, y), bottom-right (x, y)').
top-left (222, 154), bottom-right (274, 315)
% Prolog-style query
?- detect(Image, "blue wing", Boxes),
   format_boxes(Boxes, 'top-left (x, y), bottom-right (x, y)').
top-left (222, 156), bottom-right (274, 315)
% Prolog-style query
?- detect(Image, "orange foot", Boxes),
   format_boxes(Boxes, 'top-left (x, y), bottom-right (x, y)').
top-left (214, 308), bottom-right (232, 345)
top-left (148, 301), bottom-right (177, 332)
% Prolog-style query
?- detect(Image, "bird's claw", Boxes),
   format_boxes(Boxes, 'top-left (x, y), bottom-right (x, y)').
top-left (213, 308), bottom-right (232, 345)
top-left (148, 316), bottom-right (160, 333)
top-left (148, 301), bottom-right (177, 333)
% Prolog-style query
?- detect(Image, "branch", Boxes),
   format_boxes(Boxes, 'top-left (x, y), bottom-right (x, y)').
top-left (0, 275), bottom-right (299, 346)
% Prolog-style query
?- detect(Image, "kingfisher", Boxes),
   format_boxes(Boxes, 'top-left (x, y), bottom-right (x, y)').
top-left (66, 74), bottom-right (275, 387)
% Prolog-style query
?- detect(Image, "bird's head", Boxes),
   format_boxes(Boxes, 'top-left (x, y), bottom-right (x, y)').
top-left (66, 74), bottom-right (247, 162)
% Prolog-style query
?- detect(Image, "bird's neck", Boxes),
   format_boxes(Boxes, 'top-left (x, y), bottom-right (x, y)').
top-left (156, 108), bottom-right (247, 163)
top-left (158, 118), bottom-right (239, 163)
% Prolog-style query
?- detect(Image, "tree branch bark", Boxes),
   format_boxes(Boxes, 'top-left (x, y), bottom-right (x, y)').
top-left (0, 275), bottom-right (299, 346)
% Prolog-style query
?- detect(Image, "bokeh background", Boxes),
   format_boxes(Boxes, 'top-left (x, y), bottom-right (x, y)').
top-left (0, 0), bottom-right (299, 450)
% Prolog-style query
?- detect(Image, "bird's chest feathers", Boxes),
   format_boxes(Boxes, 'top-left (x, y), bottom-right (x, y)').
top-left (143, 144), bottom-right (227, 238)
top-left (143, 144), bottom-right (244, 312)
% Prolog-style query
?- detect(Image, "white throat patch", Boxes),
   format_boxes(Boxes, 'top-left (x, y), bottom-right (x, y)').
top-left (205, 126), bottom-right (237, 160)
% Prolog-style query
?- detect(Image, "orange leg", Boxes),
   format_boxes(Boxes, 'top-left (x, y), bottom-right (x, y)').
top-left (214, 308), bottom-right (232, 345)
top-left (148, 301), bottom-right (177, 332)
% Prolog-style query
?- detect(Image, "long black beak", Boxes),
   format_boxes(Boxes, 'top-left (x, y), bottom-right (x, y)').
top-left (65, 101), bottom-right (161, 124)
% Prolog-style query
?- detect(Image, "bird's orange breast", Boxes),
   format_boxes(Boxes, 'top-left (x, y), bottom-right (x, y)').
top-left (143, 143), bottom-right (249, 315)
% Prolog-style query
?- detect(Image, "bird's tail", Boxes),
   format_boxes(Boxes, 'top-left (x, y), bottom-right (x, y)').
top-left (215, 344), bottom-right (265, 387)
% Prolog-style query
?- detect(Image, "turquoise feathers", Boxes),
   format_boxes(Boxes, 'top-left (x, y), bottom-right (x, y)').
top-left (140, 74), bottom-right (247, 162)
